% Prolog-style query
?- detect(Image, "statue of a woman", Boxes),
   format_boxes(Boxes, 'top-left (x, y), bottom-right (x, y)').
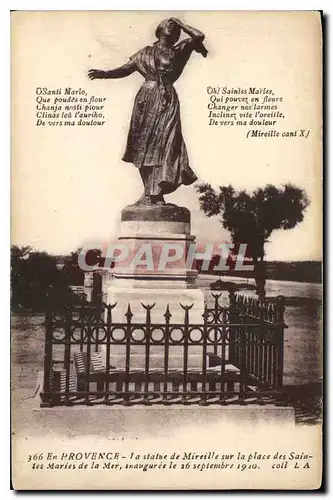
top-left (88, 17), bottom-right (207, 205)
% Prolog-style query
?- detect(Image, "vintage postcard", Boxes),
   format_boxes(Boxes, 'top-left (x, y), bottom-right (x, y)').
top-left (11, 10), bottom-right (323, 490)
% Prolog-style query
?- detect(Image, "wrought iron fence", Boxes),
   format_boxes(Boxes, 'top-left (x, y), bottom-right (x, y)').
top-left (40, 291), bottom-right (286, 407)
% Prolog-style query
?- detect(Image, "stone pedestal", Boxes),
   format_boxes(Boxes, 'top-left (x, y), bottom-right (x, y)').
top-left (106, 203), bottom-right (204, 323)
top-left (102, 203), bottom-right (204, 369)
top-left (83, 273), bottom-right (93, 302)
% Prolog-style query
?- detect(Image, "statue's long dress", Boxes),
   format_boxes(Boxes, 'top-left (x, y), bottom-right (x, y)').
top-left (122, 40), bottom-right (198, 196)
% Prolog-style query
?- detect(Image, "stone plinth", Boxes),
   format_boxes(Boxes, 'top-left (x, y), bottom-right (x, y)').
top-left (102, 203), bottom-right (204, 369)
top-left (106, 203), bottom-right (204, 323)
top-left (108, 277), bottom-right (204, 324)
top-left (121, 202), bottom-right (191, 224)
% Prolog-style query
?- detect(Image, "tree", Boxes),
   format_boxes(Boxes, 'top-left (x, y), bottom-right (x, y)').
top-left (11, 246), bottom-right (83, 311)
top-left (196, 183), bottom-right (310, 300)
top-left (11, 245), bottom-right (32, 260)
top-left (63, 247), bottom-right (104, 286)
top-left (63, 248), bottom-right (85, 286)
top-left (63, 247), bottom-right (105, 304)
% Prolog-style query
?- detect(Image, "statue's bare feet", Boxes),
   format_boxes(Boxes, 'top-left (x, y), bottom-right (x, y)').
top-left (134, 194), bottom-right (166, 205)
top-left (135, 194), bottom-right (151, 205)
top-left (151, 194), bottom-right (165, 205)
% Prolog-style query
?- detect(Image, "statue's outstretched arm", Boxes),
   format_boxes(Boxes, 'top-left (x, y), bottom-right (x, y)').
top-left (88, 60), bottom-right (135, 80)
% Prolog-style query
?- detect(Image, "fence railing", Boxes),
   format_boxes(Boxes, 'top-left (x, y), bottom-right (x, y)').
top-left (40, 291), bottom-right (286, 407)
top-left (230, 293), bottom-right (286, 390)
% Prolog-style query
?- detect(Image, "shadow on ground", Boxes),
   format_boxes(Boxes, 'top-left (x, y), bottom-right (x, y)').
top-left (282, 383), bottom-right (323, 425)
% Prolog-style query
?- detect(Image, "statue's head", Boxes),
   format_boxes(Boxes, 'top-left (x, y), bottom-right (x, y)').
top-left (155, 18), bottom-right (181, 46)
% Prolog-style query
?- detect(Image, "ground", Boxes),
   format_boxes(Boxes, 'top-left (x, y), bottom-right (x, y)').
top-left (11, 276), bottom-right (322, 438)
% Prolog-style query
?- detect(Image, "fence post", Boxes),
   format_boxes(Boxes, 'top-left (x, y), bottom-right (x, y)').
top-left (212, 293), bottom-right (221, 355)
top-left (142, 303), bottom-right (155, 405)
top-left (228, 289), bottom-right (237, 365)
top-left (180, 303), bottom-right (193, 404)
top-left (275, 296), bottom-right (285, 389)
top-left (104, 304), bottom-right (112, 404)
top-left (162, 305), bottom-right (171, 404)
top-left (63, 306), bottom-right (73, 406)
top-left (238, 313), bottom-right (247, 405)
top-left (123, 304), bottom-right (133, 405)
top-left (40, 306), bottom-right (53, 407)
top-left (199, 305), bottom-right (209, 406)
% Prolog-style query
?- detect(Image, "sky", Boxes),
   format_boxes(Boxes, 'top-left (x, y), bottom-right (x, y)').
top-left (11, 11), bottom-right (322, 261)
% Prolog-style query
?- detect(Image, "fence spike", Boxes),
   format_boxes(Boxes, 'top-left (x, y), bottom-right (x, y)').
top-left (141, 302), bottom-right (155, 325)
top-left (202, 306), bottom-right (210, 321)
top-left (125, 303), bottom-right (133, 319)
top-left (164, 304), bottom-right (172, 320)
top-left (105, 302), bottom-right (117, 317)
top-left (180, 303), bottom-right (193, 324)
top-left (141, 302), bottom-right (156, 311)
top-left (275, 295), bottom-right (285, 323)
top-left (180, 303), bottom-right (194, 310)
